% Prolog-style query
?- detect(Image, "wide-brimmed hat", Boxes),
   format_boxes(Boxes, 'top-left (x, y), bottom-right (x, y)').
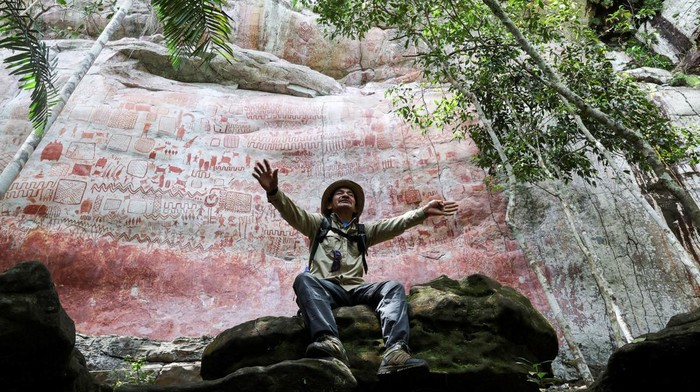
top-left (321, 179), bottom-right (365, 218)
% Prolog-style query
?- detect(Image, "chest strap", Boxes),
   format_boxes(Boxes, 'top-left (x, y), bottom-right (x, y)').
top-left (308, 216), bottom-right (368, 273)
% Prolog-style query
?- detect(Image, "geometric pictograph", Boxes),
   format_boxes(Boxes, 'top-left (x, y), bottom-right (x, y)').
top-left (103, 198), bottom-right (122, 211)
top-left (54, 179), bottom-right (87, 205)
top-left (107, 134), bottom-right (131, 152)
top-left (127, 159), bottom-right (149, 178)
top-left (65, 142), bottom-right (96, 160)
top-left (127, 199), bottom-right (148, 214)
top-left (108, 110), bottom-right (138, 129)
top-left (223, 191), bottom-right (252, 213)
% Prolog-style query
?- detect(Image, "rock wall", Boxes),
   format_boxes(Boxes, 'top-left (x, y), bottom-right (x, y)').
top-left (2, 0), bottom-right (700, 379)
top-left (642, 0), bottom-right (700, 64)
top-left (38, 0), bottom-right (421, 85)
top-left (512, 166), bottom-right (700, 372)
top-left (0, 38), bottom-right (534, 341)
top-left (226, 0), bottom-right (415, 82)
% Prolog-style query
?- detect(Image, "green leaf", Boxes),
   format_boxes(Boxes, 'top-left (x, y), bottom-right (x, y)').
top-left (152, 0), bottom-right (236, 68)
top-left (1, 0), bottom-right (59, 135)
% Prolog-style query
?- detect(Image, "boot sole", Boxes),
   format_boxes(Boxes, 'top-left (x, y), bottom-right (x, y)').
top-left (377, 363), bottom-right (430, 377)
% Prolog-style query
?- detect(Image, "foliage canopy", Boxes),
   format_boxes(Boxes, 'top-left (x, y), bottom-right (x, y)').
top-left (301, 0), bottom-right (699, 185)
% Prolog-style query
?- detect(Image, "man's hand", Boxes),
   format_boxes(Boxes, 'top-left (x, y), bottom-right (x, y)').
top-left (252, 159), bottom-right (278, 193)
top-left (422, 199), bottom-right (458, 218)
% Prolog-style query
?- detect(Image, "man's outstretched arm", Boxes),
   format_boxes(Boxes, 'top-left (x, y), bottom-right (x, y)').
top-left (251, 159), bottom-right (321, 238)
top-left (365, 198), bottom-right (458, 246)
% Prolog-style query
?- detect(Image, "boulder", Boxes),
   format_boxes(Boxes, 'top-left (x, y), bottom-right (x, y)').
top-left (0, 261), bottom-right (95, 392)
top-left (623, 67), bottom-right (673, 85)
top-left (116, 358), bottom-right (357, 392)
top-left (199, 274), bottom-right (558, 392)
top-left (590, 306), bottom-right (700, 392)
top-left (75, 334), bottom-right (212, 385)
top-left (103, 38), bottom-right (344, 97)
top-left (200, 315), bottom-right (307, 380)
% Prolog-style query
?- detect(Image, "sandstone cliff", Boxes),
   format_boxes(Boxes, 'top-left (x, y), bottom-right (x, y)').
top-left (0, 0), bottom-right (699, 382)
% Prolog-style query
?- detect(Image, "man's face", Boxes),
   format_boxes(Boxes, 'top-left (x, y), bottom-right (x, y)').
top-left (329, 187), bottom-right (356, 214)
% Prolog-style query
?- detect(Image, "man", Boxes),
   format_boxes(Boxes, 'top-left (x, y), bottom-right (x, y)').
top-left (252, 159), bottom-right (458, 376)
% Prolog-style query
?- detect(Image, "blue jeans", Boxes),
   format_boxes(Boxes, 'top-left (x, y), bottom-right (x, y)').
top-left (293, 272), bottom-right (410, 348)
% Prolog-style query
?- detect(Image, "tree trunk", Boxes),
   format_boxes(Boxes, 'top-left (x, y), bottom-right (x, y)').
top-left (0, 0), bottom-right (134, 197)
top-left (481, 0), bottom-right (700, 231)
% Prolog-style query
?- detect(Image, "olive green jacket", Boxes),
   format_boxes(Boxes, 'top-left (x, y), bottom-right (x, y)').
top-left (268, 189), bottom-right (427, 289)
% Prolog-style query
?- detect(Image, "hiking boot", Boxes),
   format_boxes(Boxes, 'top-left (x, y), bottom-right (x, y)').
top-left (377, 342), bottom-right (429, 376)
top-left (305, 334), bottom-right (350, 366)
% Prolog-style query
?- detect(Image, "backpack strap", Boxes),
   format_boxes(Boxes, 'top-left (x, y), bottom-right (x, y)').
top-left (356, 223), bottom-right (368, 273)
top-left (308, 217), bottom-right (369, 273)
top-left (308, 216), bottom-right (332, 272)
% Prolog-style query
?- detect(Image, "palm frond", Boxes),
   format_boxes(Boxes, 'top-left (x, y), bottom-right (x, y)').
top-left (152, 0), bottom-right (236, 68)
top-left (0, 0), bottom-right (58, 135)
